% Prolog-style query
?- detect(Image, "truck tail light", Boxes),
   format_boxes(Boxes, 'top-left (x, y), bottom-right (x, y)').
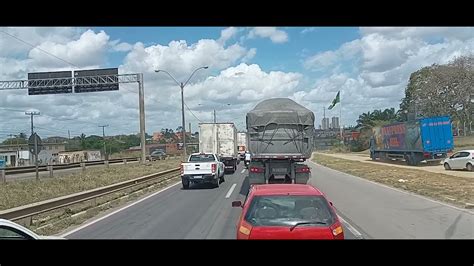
top-left (296, 166), bottom-right (311, 173)
top-left (250, 166), bottom-right (264, 173)
top-left (211, 163), bottom-right (217, 173)
top-left (423, 152), bottom-right (431, 158)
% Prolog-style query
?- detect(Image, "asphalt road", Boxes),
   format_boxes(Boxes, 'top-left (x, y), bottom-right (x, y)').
top-left (63, 161), bottom-right (472, 239)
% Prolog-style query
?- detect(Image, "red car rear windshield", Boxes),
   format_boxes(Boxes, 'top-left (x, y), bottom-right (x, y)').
top-left (244, 195), bottom-right (336, 227)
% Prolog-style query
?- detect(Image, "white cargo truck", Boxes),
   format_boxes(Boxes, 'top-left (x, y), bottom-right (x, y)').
top-left (237, 132), bottom-right (248, 161)
top-left (199, 123), bottom-right (238, 173)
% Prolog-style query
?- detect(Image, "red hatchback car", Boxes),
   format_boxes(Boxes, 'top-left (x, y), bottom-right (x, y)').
top-left (232, 184), bottom-right (344, 239)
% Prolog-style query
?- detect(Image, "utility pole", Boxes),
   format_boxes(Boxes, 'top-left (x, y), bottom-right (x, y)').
top-left (138, 73), bottom-right (146, 164)
top-left (213, 109), bottom-right (216, 123)
top-left (98, 125), bottom-right (109, 160)
top-left (25, 111), bottom-right (40, 180)
top-left (68, 130), bottom-right (71, 140)
top-left (189, 122), bottom-right (191, 134)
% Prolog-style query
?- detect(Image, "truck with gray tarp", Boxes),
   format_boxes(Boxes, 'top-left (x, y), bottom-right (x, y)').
top-left (246, 98), bottom-right (315, 184)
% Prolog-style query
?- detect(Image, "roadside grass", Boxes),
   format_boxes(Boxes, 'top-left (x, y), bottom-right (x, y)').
top-left (313, 153), bottom-right (473, 208)
top-left (0, 158), bottom-right (181, 211)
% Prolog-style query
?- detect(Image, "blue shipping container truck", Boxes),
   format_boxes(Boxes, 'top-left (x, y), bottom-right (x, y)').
top-left (369, 116), bottom-right (454, 166)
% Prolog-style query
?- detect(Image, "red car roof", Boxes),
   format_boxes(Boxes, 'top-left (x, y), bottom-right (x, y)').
top-left (251, 184), bottom-right (323, 196)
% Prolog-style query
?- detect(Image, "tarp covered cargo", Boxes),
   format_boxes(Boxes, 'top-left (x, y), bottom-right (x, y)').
top-left (246, 98), bottom-right (315, 158)
top-left (247, 98), bottom-right (315, 127)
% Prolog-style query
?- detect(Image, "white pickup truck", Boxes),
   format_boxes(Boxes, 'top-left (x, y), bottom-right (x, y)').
top-left (180, 153), bottom-right (225, 189)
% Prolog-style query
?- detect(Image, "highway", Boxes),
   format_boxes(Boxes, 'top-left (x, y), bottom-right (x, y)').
top-left (63, 162), bottom-right (473, 239)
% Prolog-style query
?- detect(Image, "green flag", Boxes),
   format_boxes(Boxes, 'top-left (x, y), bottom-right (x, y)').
top-left (328, 91), bottom-right (340, 110)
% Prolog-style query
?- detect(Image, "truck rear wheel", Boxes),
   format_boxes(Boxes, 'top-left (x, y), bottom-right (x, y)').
top-left (182, 179), bottom-right (190, 189)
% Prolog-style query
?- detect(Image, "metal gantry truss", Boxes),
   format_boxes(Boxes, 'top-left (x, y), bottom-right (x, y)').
top-left (0, 74), bottom-right (140, 90)
top-left (0, 73), bottom-right (147, 164)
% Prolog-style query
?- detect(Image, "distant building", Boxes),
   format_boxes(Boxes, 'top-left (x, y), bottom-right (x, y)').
top-left (0, 143), bottom-right (66, 166)
top-left (321, 118), bottom-right (330, 130)
top-left (331, 116), bottom-right (340, 129)
top-left (152, 132), bottom-right (164, 142)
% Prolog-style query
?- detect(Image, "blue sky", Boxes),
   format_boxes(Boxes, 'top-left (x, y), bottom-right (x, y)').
top-left (1, 27), bottom-right (473, 139)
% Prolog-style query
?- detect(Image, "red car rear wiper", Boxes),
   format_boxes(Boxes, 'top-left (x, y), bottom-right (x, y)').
top-left (289, 221), bottom-right (327, 231)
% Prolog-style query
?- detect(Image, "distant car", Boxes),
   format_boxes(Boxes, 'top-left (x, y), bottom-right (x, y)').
top-left (0, 219), bottom-right (64, 240)
top-left (232, 184), bottom-right (344, 240)
top-left (443, 150), bottom-right (474, 171)
top-left (149, 150), bottom-right (167, 161)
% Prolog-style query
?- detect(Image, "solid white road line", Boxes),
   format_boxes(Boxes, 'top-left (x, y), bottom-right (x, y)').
top-left (338, 215), bottom-right (364, 239)
top-left (225, 183), bottom-right (237, 199)
top-left (240, 169), bottom-right (246, 174)
top-left (60, 181), bottom-right (182, 237)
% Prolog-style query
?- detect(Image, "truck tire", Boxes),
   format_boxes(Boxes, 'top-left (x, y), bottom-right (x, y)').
top-left (467, 163), bottom-right (473, 172)
top-left (220, 175), bottom-right (225, 183)
top-left (405, 155), bottom-right (411, 165)
top-left (444, 163), bottom-right (451, 170)
top-left (182, 179), bottom-right (190, 189)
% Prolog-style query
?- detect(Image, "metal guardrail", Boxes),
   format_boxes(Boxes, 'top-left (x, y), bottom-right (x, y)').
top-left (0, 167), bottom-right (180, 221)
top-left (5, 157), bottom-right (139, 175)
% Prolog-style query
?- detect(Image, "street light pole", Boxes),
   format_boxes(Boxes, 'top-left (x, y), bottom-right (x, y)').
top-left (180, 82), bottom-right (187, 161)
top-left (155, 66), bottom-right (208, 162)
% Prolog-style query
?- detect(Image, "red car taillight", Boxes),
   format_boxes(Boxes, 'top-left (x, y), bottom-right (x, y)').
top-left (296, 166), bottom-right (311, 173)
top-left (180, 164), bottom-right (184, 175)
top-left (237, 221), bottom-right (252, 240)
top-left (250, 166), bottom-right (264, 173)
top-left (423, 152), bottom-right (431, 158)
top-left (211, 163), bottom-right (217, 173)
top-left (330, 222), bottom-right (344, 240)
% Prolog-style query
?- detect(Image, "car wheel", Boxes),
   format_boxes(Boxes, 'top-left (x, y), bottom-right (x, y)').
top-left (467, 163), bottom-right (473, 172)
top-left (444, 163), bottom-right (451, 170)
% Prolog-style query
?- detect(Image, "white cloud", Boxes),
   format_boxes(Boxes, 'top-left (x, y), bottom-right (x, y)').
top-left (0, 27), bottom-right (82, 57)
top-left (301, 27), bottom-right (317, 34)
top-left (241, 48), bottom-right (256, 63)
top-left (304, 39), bottom-right (360, 70)
top-left (110, 40), bottom-right (133, 52)
top-left (360, 27), bottom-right (474, 41)
top-left (248, 27), bottom-right (289, 43)
top-left (302, 27), bottom-right (474, 127)
top-left (28, 30), bottom-right (110, 69)
top-left (218, 27), bottom-right (238, 44)
top-left (120, 39), bottom-right (253, 81)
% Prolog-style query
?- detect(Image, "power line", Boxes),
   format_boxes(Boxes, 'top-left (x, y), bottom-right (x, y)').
top-left (184, 102), bottom-right (203, 123)
top-left (0, 29), bottom-right (79, 68)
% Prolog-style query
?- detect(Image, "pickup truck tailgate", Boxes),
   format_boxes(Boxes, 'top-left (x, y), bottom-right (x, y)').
top-left (183, 163), bottom-right (214, 175)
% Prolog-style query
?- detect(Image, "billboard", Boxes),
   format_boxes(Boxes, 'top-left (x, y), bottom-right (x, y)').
top-left (74, 68), bottom-right (119, 93)
top-left (28, 71), bottom-right (73, 95)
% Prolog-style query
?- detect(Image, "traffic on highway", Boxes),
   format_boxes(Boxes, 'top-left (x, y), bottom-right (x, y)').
top-left (0, 27), bottom-right (472, 240)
